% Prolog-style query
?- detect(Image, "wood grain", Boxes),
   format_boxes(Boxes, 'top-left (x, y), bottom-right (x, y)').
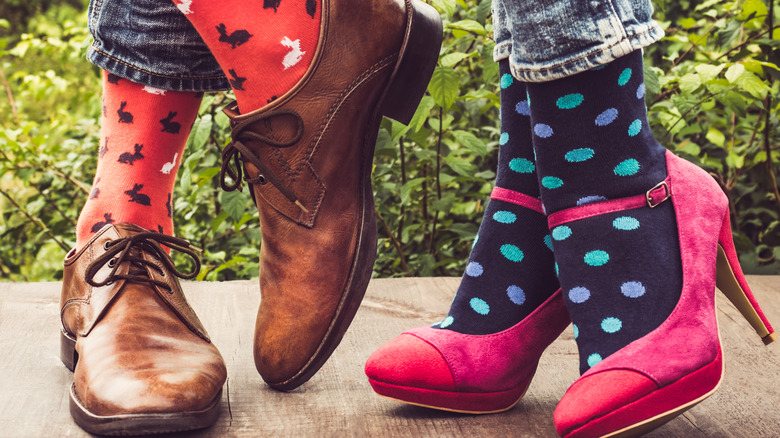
top-left (0, 277), bottom-right (777, 437)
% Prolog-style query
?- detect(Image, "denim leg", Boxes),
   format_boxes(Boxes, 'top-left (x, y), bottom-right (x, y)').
top-left (492, 0), bottom-right (664, 82)
top-left (87, 0), bottom-right (230, 91)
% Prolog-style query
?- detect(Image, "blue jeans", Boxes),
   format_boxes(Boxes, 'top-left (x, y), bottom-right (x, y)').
top-left (87, 0), bottom-right (662, 91)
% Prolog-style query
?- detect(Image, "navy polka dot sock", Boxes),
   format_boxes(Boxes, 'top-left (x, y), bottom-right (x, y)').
top-left (526, 50), bottom-right (683, 373)
top-left (433, 61), bottom-right (559, 335)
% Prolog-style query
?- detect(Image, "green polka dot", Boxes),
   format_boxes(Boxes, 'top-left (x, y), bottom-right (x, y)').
top-left (440, 316), bottom-right (454, 328)
top-left (552, 225), bottom-right (572, 241)
top-left (542, 176), bottom-right (563, 189)
top-left (584, 250), bottom-right (609, 266)
top-left (470, 297), bottom-right (490, 315)
top-left (618, 68), bottom-right (632, 86)
top-left (556, 93), bottom-right (584, 109)
top-left (614, 159), bottom-right (640, 176)
top-left (565, 148), bottom-right (594, 163)
top-left (601, 317), bottom-right (623, 333)
top-left (613, 216), bottom-right (640, 230)
top-left (509, 158), bottom-right (535, 173)
top-left (500, 244), bottom-right (524, 262)
top-left (500, 73), bottom-right (514, 89)
top-left (493, 211), bottom-right (517, 224)
top-left (587, 353), bottom-right (603, 367)
top-left (628, 119), bottom-right (642, 136)
top-left (499, 132), bottom-right (509, 145)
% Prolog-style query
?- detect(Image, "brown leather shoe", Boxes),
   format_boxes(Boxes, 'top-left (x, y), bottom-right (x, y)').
top-left (218, 0), bottom-right (442, 390)
top-left (60, 223), bottom-right (226, 435)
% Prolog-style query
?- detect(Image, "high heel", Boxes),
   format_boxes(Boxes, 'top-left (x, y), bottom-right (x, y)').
top-left (551, 151), bottom-right (775, 438)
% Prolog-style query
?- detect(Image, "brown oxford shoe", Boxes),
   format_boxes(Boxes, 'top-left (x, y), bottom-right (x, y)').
top-left (60, 223), bottom-right (226, 435)
top-left (219, 0), bottom-right (442, 390)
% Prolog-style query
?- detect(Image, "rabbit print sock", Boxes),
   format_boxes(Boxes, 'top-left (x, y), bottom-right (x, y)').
top-left (432, 61), bottom-right (559, 335)
top-left (173, 0), bottom-right (321, 113)
top-left (75, 71), bottom-right (202, 249)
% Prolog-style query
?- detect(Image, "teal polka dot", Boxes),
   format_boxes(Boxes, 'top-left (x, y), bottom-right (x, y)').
top-left (509, 158), bottom-right (535, 173)
top-left (554, 262), bottom-right (559, 276)
top-left (472, 234), bottom-right (479, 248)
top-left (573, 324), bottom-right (579, 339)
top-left (595, 108), bottom-right (618, 126)
top-left (534, 123), bottom-right (554, 138)
top-left (500, 244), bottom-right (524, 262)
top-left (568, 286), bottom-right (591, 303)
top-left (621, 281), bottom-right (646, 298)
top-left (614, 159), bottom-right (640, 176)
top-left (613, 216), bottom-right (640, 230)
top-left (542, 176), bottom-right (563, 189)
top-left (551, 225), bottom-right (572, 241)
top-left (556, 93), bottom-right (584, 109)
top-left (470, 297), bottom-right (490, 315)
top-left (587, 353), bottom-right (603, 368)
top-left (628, 119), bottom-right (642, 136)
top-left (507, 285), bottom-right (526, 305)
top-left (565, 148), bottom-right (594, 163)
top-left (493, 210), bottom-right (517, 224)
top-left (440, 316), bottom-right (454, 328)
top-left (618, 68), bottom-right (632, 86)
top-left (601, 317), bottom-right (623, 333)
top-left (584, 250), bottom-right (609, 266)
top-left (544, 234), bottom-right (553, 251)
top-left (499, 132), bottom-right (509, 145)
top-left (500, 73), bottom-right (514, 89)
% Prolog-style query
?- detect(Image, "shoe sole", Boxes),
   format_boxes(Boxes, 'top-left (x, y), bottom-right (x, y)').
top-left (265, 0), bottom-right (443, 391)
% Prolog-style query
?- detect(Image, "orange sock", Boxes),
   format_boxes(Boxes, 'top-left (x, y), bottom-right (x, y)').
top-left (75, 71), bottom-right (202, 249)
top-left (172, 0), bottom-right (321, 113)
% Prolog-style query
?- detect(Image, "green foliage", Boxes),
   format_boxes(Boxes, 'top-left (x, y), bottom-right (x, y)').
top-left (1, 0), bottom-right (779, 281)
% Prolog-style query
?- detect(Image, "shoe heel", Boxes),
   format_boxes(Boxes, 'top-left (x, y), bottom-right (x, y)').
top-left (381, 0), bottom-right (443, 124)
top-left (60, 330), bottom-right (78, 371)
top-left (716, 212), bottom-right (777, 345)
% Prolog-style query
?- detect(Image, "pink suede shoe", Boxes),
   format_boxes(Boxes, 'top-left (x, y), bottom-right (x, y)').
top-left (551, 151), bottom-right (776, 437)
top-left (365, 289), bottom-right (570, 413)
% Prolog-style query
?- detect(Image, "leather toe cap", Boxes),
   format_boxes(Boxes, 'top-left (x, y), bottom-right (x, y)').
top-left (365, 333), bottom-right (455, 390)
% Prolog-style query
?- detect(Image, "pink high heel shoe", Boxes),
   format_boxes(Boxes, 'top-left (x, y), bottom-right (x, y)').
top-left (365, 189), bottom-right (570, 413)
top-left (551, 151), bottom-right (776, 437)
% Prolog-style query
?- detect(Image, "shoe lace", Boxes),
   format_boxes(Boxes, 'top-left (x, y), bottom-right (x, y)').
top-left (84, 232), bottom-right (202, 293)
top-left (219, 109), bottom-right (309, 213)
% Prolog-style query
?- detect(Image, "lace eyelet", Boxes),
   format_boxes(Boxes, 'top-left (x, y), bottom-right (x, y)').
top-left (103, 240), bottom-right (112, 250)
top-left (107, 258), bottom-right (117, 268)
top-left (257, 175), bottom-right (267, 185)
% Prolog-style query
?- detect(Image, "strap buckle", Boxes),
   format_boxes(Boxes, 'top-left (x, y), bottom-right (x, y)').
top-left (646, 180), bottom-right (670, 208)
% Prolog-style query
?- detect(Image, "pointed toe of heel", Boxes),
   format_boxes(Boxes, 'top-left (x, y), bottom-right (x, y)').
top-left (366, 333), bottom-right (455, 392)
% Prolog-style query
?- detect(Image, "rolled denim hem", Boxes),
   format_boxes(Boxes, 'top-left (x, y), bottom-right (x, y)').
top-left (493, 23), bottom-right (663, 82)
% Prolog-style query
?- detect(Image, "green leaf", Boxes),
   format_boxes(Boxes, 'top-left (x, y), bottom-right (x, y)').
top-left (408, 95), bottom-right (436, 133)
top-left (430, 0), bottom-right (456, 16)
top-left (643, 65), bottom-right (662, 95)
top-left (705, 127), bottom-right (726, 147)
top-left (220, 189), bottom-right (248, 222)
top-left (679, 73), bottom-right (702, 94)
top-left (444, 155), bottom-right (476, 176)
top-left (440, 52), bottom-right (470, 68)
top-left (400, 177), bottom-right (426, 204)
top-left (427, 66), bottom-right (459, 110)
top-left (476, 0), bottom-right (492, 24)
top-left (716, 19), bottom-right (742, 47)
top-left (735, 71), bottom-right (770, 98)
top-left (725, 64), bottom-right (745, 83)
top-left (452, 130), bottom-right (487, 156)
top-left (740, 0), bottom-right (767, 25)
top-left (679, 17), bottom-right (697, 29)
top-left (694, 64), bottom-right (725, 83)
top-left (446, 20), bottom-right (486, 36)
top-left (188, 114), bottom-right (212, 150)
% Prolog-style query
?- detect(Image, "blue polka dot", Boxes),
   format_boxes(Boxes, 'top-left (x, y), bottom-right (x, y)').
top-left (595, 108), bottom-right (618, 126)
top-left (556, 93), bottom-right (584, 109)
top-left (465, 261), bottom-right (483, 277)
top-left (636, 83), bottom-right (646, 99)
top-left (544, 234), bottom-right (554, 251)
top-left (573, 324), bottom-right (579, 339)
top-left (500, 73), bottom-right (513, 89)
top-left (602, 317), bottom-right (623, 333)
top-left (587, 353), bottom-right (603, 367)
top-left (515, 100), bottom-right (530, 116)
top-left (500, 244), bottom-right (524, 262)
top-left (613, 216), bottom-right (640, 230)
top-left (493, 210), bottom-right (517, 224)
top-left (542, 176), bottom-right (563, 189)
top-left (621, 281), bottom-right (646, 298)
top-left (584, 250), bottom-right (609, 266)
top-left (534, 123), bottom-right (553, 138)
top-left (470, 297), bottom-right (490, 315)
top-left (568, 286), bottom-right (591, 303)
top-left (565, 148), bottom-right (594, 163)
top-left (507, 285), bottom-right (526, 305)
top-left (614, 159), bottom-right (640, 176)
top-left (552, 226), bottom-right (572, 241)
top-left (618, 68), bottom-right (632, 86)
top-left (499, 132), bottom-right (509, 145)
top-left (628, 119), bottom-right (643, 136)
top-left (576, 195), bottom-right (607, 206)
top-left (440, 316), bottom-right (454, 328)
top-left (509, 158), bottom-right (535, 173)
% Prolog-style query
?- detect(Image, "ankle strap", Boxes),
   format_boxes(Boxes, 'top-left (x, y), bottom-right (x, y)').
top-left (548, 177), bottom-right (671, 227)
top-left (491, 187), bottom-right (545, 215)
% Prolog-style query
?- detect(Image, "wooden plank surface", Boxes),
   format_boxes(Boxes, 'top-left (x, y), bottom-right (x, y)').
top-left (0, 277), bottom-right (778, 437)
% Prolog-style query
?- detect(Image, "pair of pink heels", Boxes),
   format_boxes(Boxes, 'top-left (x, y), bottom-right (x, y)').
top-left (365, 151), bottom-right (776, 437)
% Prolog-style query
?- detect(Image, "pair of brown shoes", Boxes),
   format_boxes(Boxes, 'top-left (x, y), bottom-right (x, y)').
top-left (60, 0), bottom-right (442, 434)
